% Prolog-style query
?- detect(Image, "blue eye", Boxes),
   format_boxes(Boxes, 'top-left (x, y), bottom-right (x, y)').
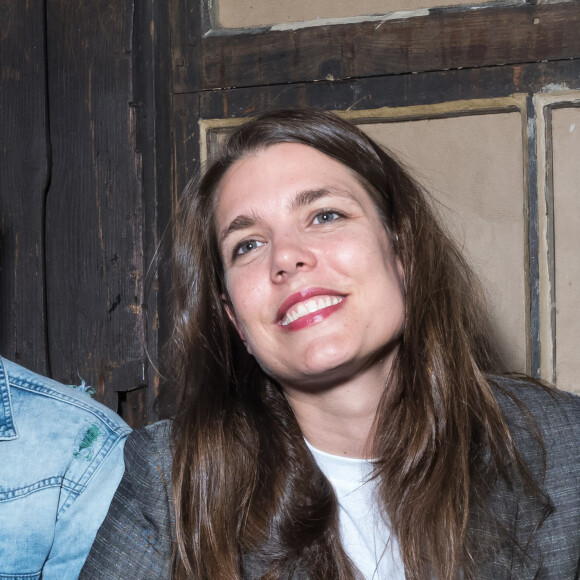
top-left (313, 211), bottom-right (340, 224)
top-left (234, 239), bottom-right (264, 257)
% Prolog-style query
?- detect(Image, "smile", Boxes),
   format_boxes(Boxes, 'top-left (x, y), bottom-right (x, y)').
top-left (280, 296), bottom-right (344, 326)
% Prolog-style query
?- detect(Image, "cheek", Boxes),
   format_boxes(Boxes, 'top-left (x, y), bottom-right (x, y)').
top-left (321, 233), bottom-right (366, 269)
top-left (225, 272), bottom-right (267, 330)
top-left (327, 230), bottom-right (388, 275)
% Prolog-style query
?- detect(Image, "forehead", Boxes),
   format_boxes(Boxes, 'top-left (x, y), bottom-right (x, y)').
top-left (214, 143), bottom-right (369, 220)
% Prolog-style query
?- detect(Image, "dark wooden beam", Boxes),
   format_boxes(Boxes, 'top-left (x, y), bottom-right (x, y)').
top-left (45, 0), bottom-right (147, 419)
top-left (0, 0), bottom-right (49, 374)
top-left (200, 3), bottom-right (580, 91)
top-left (170, 0), bottom-right (202, 94)
top-left (199, 59), bottom-right (580, 119)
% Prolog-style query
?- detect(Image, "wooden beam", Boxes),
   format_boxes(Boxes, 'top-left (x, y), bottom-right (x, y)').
top-left (45, 0), bottom-right (147, 418)
top-left (0, 0), bottom-right (49, 374)
top-left (200, 3), bottom-right (580, 90)
top-left (199, 59), bottom-right (580, 119)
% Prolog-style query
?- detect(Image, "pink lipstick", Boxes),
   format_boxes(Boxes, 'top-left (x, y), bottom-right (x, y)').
top-left (277, 288), bottom-right (346, 331)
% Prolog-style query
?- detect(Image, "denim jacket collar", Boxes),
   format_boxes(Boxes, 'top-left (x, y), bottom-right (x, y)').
top-left (0, 357), bottom-right (18, 440)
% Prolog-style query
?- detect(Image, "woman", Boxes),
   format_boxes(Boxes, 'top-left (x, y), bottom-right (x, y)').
top-left (81, 109), bottom-right (580, 579)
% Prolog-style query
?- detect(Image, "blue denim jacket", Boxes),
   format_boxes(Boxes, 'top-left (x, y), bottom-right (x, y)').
top-left (0, 356), bottom-right (131, 579)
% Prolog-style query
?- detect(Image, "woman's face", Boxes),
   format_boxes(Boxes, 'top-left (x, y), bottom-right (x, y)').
top-left (216, 143), bottom-right (405, 390)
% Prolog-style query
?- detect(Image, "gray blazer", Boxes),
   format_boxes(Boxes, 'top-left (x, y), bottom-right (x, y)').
top-left (81, 380), bottom-right (580, 579)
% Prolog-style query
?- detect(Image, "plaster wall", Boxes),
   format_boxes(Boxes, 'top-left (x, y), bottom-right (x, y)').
top-left (552, 106), bottom-right (580, 391)
top-left (362, 113), bottom-right (527, 373)
top-left (214, 0), bottom-right (515, 29)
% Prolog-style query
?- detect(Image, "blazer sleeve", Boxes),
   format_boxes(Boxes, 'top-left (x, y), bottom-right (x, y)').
top-left (80, 420), bottom-right (174, 579)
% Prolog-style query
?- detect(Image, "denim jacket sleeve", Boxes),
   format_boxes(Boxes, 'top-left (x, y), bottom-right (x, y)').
top-left (41, 434), bottom-right (128, 579)
top-left (0, 357), bottom-right (131, 579)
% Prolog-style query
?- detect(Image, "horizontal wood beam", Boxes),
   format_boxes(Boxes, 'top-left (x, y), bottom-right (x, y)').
top-left (199, 59), bottom-right (580, 119)
top-left (200, 3), bottom-right (580, 90)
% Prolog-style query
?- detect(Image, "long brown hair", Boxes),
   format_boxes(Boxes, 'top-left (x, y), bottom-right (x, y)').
top-left (170, 109), bottom-right (547, 579)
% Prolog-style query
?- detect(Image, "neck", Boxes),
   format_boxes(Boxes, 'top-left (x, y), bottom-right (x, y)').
top-left (282, 365), bottom-right (388, 459)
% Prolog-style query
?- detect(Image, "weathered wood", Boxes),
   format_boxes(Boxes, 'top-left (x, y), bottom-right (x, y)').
top-left (199, 59), bottom-right (580, 119)
top-left (118, 384), bottom-right (148, 429)
top-left (44, 0), bottom-right (148, 420)
top-left (169, 0), bottom-right (203, 94)
top-left (151, 92), bottom-right (202, 420)
top-left (172, 93), bottom-right (202, 195)
top-left (132, 0), bottom-right (173, 421)
top-left (0, 0), bottom-right (49, 374)
top-left (199, 3), bottom-right (580, 91)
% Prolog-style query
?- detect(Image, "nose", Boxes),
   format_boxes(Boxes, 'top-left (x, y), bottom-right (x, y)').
top-left (270, 233), bottom-right (317, 282)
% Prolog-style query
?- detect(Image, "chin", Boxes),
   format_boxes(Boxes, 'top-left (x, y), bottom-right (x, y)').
top-left (263, 353), bottom-right (351, 389)
top-left (294, 354), bottom-right (357, 386)
top-left (301, 344), bottom-right (350, 370)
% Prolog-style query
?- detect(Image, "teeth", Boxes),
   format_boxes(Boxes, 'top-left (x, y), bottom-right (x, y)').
top-left (281, 296), bottom-right (343, 326)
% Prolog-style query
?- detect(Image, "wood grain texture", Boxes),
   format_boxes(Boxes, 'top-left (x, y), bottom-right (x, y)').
top-left (199, 59), bottom-right (580, 120)
top-left (172, 93), bottom-right (201, 196)
top-left (200, 3), bottom-right (580, 91)
top-left (44, 0), bottom-right (147, 416)
top-left (135, 0), bottom-right (174, 423)
top-left (0, 0), bottom-right (49, 374)
top-left (170, 0), bottom-right (203, 94)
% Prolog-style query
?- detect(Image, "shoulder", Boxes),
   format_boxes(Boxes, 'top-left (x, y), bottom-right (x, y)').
top-left (482, 375), bottom-right (580, 578)
top-left (490, 374), bottom-right (580, 469)
top-left (490, 374), bottom-right (580, 440)
top-left (0, 356), bottom-right (130, 477)
top-left (123, 420), bottom-right (173, 490)
top-left (0, 357), bottom-right (131, 578)
top-left (1, 356), bottom-right (130, 440)
top-left (0, 355), bottom-right (130, 509)
top-left (105, 419), bottom-right (174, 526)
top-left (128, 418), bottom-right (172, 448)
top-left (80, 420), bottom-right (175, 579)
top-left (109, 419), bottom-right (174, 515)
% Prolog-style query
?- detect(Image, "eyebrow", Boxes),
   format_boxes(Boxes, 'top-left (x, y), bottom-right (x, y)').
top-left (289, 187), bottom-right (351, 210)
top-left (218, 187), bottom-right (357, 246)
top-left (219, 213), bottom-right (262, 246)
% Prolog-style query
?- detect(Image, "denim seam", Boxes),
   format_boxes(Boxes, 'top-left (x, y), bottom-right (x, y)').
top-left (0, 433), bottom-right (123, 504)
top-left (0, 360), bottom-right (16, 439)
top-left (8, 379), bottom-right (130, 436)
top-left (0, 476), bottom-right (71, 502)
top-left (56, 432), bottom-right (124, 516)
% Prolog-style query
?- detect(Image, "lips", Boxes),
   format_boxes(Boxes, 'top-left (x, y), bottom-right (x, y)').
top-left (281, 295), bottom-right (344, 325)
top-left (277, 288), bottom-right (345, 328)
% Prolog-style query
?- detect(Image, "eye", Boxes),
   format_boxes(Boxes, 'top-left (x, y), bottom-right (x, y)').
top-left (233, 239), bottom-right (265, 257)
top-left (313, 210), bottom-right (341, 225)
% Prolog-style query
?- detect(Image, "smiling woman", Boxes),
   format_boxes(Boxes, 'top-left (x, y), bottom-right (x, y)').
top-left (81, 109), bottom-right (580, 580)
top-left (217, 143), bottom-right (405, 399)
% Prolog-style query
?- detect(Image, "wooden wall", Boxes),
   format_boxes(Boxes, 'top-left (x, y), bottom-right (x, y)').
top-left (2, 1), bottom-right (579, 428)
top-left (0, 0), bottom-right (172, 426)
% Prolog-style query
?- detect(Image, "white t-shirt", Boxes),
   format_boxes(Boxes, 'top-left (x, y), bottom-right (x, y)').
top-left (306, 440), bottom-right (406, 580)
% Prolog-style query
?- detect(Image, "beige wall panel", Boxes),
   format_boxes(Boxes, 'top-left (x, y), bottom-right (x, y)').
top-left (552, 107), bottom-right (580, 392)
top-left (216, 0), bottom-right (512, 29)
top-left (361, 113), bottom-right (527, 372)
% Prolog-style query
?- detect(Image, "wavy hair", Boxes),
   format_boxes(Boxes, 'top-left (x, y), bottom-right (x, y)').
top-left (170, 109), bottom-right (547, 579)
